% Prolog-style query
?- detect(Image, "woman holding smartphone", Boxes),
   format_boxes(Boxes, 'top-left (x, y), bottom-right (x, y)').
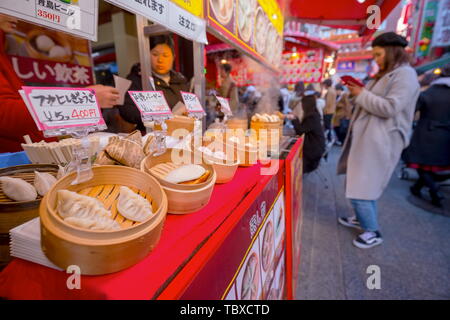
top-left (337, 32), bottom-right (420, 249)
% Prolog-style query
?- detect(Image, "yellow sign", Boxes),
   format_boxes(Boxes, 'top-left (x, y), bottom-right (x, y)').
top-left (170, 0), bottom-right (203, 18)
top-left (257, 0), bottom-right (284, 35)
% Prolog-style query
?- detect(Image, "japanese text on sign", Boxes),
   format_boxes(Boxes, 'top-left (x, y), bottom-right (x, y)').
top-left (0, 0), bottom-right (97, 41)
top-left (128, 91), bottom-right (172, 115)
top-left (216, 96), bottom-right (232, 116)
top-left (21, 87), bottom-right (105, 131)
top-left (180, 91), bottom-right (205, 114)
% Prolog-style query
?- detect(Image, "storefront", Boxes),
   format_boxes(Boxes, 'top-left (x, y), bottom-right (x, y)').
top-left (0, 0), bottom-right (304, 300)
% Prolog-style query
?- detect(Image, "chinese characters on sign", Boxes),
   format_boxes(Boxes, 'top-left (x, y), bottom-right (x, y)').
top-left (9, 56), bottom-right (94, 86)
top-left (181, 91), bottom-right (206, 115)
top-left (215, 96), bottom-right (232, 116)
top-left (0, 0), bottom-right (98, 41)
top-left (104, 0), bottom-right (207, 43)
top-left (128, 91), bottom-right (172, 115)
top-left (21, 87), bottom-right (105, 131)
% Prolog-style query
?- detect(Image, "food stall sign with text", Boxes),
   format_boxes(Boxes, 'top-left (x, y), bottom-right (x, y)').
top-left (105, 0), bottom-right (207, 44)
top-left (0, 0), bottom-right (98, 41)
top-left (20, 86), bottom-right (106, 134)
top-left (171, 0), bottom-right (204, 18)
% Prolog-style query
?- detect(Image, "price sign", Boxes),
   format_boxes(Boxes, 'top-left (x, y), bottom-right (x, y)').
top-left (128, 91), bottom-right (172, 116)
top-left (215, 95), bottom-right (232, 116)
top-left (21, 86), bottom-right (105, 131)
top-left (181, 91), bottom-right (206, 116)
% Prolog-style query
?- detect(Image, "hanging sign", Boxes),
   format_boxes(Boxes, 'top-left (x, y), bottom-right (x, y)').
top-left (0, 0), bottom-right (98, 41)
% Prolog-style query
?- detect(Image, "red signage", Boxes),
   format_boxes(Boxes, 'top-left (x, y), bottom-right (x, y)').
top-left (284, 137), bottom-right (304, 299)
top-left (177, 172), bottom-right (284, 299)
top-left (9, 55), bottom-right (94, 86)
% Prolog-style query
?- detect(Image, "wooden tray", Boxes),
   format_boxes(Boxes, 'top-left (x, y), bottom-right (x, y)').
top-left (40, 165), bottom-right (168, 275)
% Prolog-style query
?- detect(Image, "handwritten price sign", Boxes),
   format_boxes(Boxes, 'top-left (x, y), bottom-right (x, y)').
top-left (128, 91), bottom-right (172, 116)
top-left (21, 86), bottom-right (105, 131)
top-left (215, 96), bottom-right (232, 116)
top-left (180, 91), bottom-right (205, 116)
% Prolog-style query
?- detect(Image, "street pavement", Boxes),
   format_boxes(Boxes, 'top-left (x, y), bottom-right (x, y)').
top-left (295, 146), bottom-right (450, 300)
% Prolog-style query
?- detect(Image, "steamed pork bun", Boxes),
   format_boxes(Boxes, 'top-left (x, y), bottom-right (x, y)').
top-left (35, 35), bottom-right (55, 52)
top-left (49, 45), bottom-right (68, 58)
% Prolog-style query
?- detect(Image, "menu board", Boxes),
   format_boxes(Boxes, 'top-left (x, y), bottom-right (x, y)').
top-left (280, 48), bottom-right (325, 84)
top-left (0, 0), bottom-right (98, 41)
top-left (3, 19), bottom-right (94, 86)
top-left (206, 0), bottom-right (283, 69)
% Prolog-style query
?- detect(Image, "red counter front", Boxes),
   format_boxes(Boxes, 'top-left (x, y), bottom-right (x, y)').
top-left (0, 139), bottom-right (303, 300)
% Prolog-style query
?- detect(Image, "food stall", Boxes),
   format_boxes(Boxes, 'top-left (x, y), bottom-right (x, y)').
top-left (0, 0), bottom-right (304, 300)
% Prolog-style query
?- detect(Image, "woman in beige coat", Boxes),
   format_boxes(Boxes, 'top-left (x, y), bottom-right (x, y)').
top-left (337, 32), bottom-right (420, 249)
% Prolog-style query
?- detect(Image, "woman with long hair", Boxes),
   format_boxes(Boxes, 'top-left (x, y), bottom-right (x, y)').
top-left (337, 32), bottom-right (420, 249)
top-left (288, 94), bottom-right (325, 174)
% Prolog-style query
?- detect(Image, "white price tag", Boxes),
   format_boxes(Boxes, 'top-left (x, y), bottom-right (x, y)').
top-left (21, 86), bottom-right (105, 131)
top-left (129, 90), bottom-right (172, 116)
top-left (180, 91), bottom-right (205, 116)
top-left (215, 95), bottom-right (232, 116)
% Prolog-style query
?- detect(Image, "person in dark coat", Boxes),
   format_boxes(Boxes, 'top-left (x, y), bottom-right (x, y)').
top-left (287, 95), bottom-right (325, 173)
top-left (118, 35), bottom-right (189, 132)
top-left (402, 63), bottom-right (450, 207)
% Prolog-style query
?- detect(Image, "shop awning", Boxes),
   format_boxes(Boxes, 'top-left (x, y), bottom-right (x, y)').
top-left (415, 54), bottom-right (450, 75)
top-left (279, 0), bottom-right (402, 36)
top-left (284, 31), bottom-right (341, 51)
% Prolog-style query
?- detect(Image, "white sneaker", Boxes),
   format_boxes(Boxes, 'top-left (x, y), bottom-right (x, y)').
top-left (353, 231), bottom-right (383, 249)
top-left (338, 216), bottom-right (362, 230)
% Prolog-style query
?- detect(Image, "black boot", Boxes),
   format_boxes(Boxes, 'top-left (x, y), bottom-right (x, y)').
top-left (430, 190), bottom-right (444, 208)
top-left (410, 181), bottom-right (423, 198)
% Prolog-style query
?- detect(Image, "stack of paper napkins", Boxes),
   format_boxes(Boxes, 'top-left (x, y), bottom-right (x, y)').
top-left (9, 218), bottom-right (62, 271)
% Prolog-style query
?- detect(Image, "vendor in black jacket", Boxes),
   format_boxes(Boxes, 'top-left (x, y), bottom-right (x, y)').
top-left (118, 35), bottom-right (189, 132)
top-left (287, 94), bottom-right (326, 174)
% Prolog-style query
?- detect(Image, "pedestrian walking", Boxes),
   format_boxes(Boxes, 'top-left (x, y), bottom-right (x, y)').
top-left (402, 63), bottom-right (450, 208)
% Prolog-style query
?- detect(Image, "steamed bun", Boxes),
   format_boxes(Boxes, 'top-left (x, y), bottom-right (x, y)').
top-left (35, 35), bottom-right (55, 52)
top-left (48, 45), bottom-right (67, 58)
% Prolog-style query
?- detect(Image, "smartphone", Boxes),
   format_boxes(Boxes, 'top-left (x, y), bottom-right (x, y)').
top-left (341, 75), bottom-right (365, 87)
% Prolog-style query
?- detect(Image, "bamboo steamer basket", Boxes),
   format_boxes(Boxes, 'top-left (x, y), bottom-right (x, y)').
top-left (250, 120), bottom-right (283, 148)
top-left (140, 149), bottom-right (216, 214)
top-left (199, 140), bottom-right (239, 184)
top-left (226, 136), bottom-right (259, 167)
top-left (226, 118), bottom-right (249, 130)
top-left (154, 115), bottom-right (195, 136)
top-left (0, 164), bottom-right (58, 270)
top-left (40, 165), bottom-right (168, 275)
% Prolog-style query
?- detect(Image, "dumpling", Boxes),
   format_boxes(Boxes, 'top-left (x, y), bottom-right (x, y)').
top-left (34, 171), bottom-right (57, 196)
top-left (0, 176), bottom-right (37, 201)
top-left (48, 45), bottom-right (67, 58)
top-left (56, 165), bottom-right (65, 180)
top-left (164, 164), bottom-right (206, 184)
top-left (35, 35), bottom-right (55, 52)
top-left (57, 190), bottom-right (120, 231)
top-left (117, 186), bottom-right (153, 222)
